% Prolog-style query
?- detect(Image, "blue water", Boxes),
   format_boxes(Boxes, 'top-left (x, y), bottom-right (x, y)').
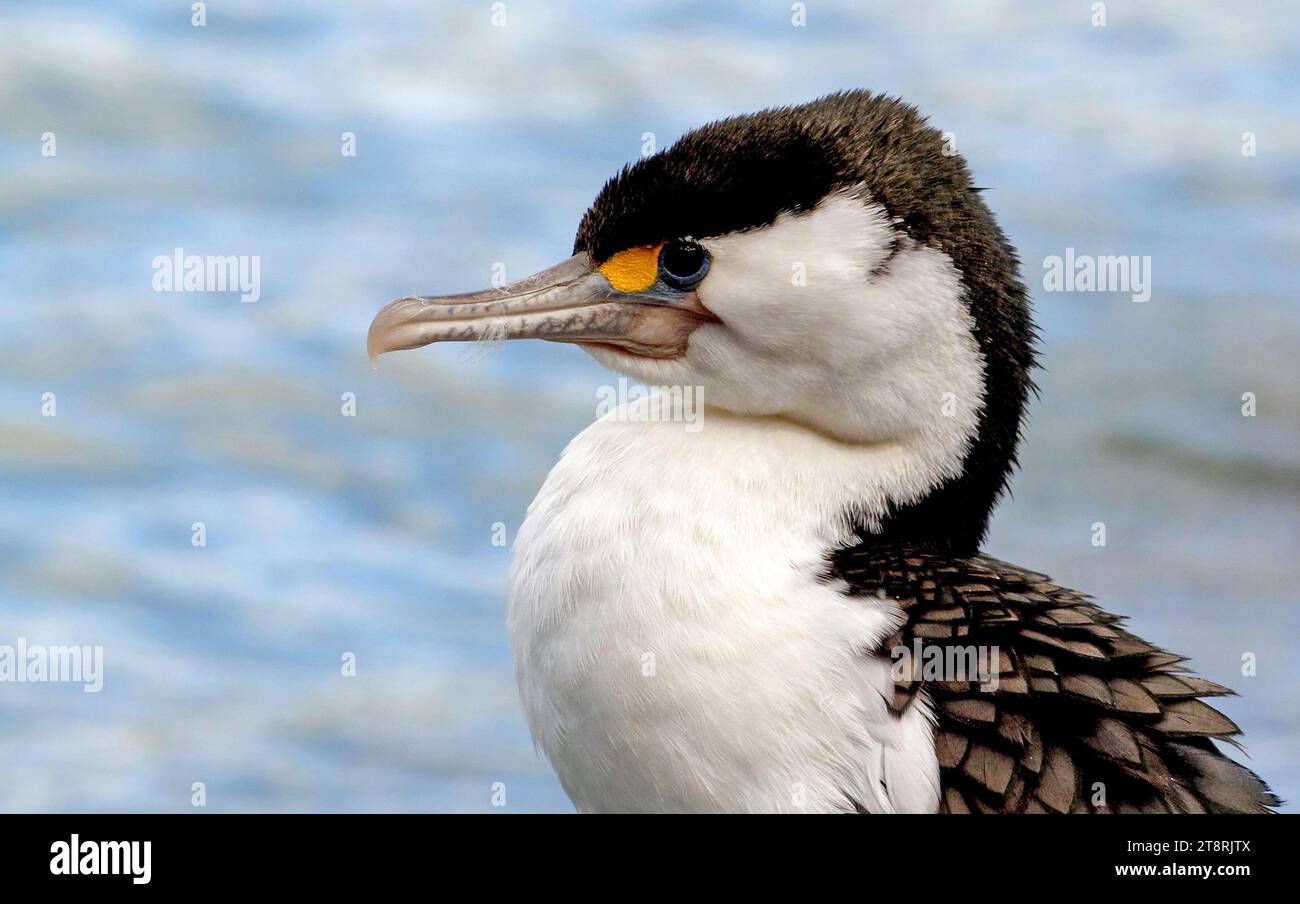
top-left (1, 1), bottom-right (1297, 812)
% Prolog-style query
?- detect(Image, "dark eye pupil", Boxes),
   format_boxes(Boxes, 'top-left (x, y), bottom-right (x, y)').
top-left (659, 241), bottom-right (709, 288)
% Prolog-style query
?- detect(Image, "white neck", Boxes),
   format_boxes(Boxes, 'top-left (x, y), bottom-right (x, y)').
top-left (507, 404), bottom-right (951, 812)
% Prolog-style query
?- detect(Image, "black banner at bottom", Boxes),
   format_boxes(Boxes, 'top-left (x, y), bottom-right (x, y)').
top-left (0, 813), bottom-right (1287, 890)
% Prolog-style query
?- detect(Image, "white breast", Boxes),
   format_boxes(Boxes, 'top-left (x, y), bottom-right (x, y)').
top-left (507, 400), bottom-right (946, 813)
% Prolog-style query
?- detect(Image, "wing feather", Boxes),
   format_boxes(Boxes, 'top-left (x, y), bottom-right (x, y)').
top-left (833, 547), bottom-right (1279, 814)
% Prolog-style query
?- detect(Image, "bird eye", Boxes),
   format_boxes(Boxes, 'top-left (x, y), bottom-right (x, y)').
top-left (658, 240), bottom-right (710, 290)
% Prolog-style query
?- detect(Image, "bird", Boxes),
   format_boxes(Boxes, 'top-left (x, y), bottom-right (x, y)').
top-left (368, 90), bottom-right (1277, 814)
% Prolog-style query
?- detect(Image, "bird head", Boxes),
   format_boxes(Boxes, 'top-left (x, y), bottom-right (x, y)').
top-left (369, 90), bottom-right (1037, 552)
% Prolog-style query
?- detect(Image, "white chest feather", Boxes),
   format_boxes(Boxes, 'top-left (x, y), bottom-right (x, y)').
top-left (508, 408), bottom-right (954, 813)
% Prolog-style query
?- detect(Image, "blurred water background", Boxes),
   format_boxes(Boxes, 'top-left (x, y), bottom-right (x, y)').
top-left (1, 0), bottom-right (1297, 812)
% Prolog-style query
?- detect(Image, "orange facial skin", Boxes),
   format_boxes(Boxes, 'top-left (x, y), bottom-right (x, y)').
top-left (597, 243), bottom-right (663, 293)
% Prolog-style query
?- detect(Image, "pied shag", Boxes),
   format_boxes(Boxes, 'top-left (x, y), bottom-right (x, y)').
top-left (368, 90), bottom-right (1276, 814)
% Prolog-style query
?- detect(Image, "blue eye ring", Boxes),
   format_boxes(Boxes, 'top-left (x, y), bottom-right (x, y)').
top-left (658, 240), bottom-right (710, 290)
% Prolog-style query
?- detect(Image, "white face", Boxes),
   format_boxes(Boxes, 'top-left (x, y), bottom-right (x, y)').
top-left (584, 187), bottom-right (989, 450)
